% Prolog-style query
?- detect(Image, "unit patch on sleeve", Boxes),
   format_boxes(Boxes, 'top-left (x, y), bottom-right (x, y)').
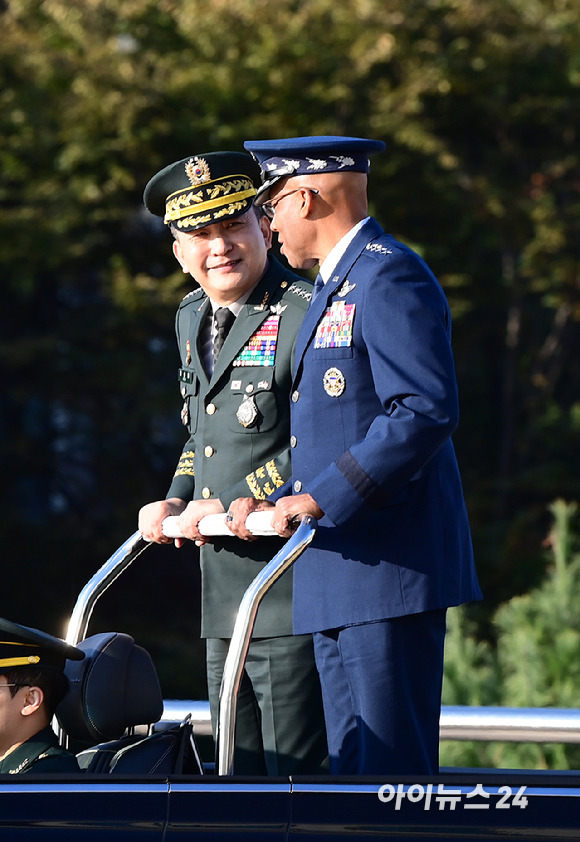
top-left (233, 315), bottom-right (280, 367)
top-left (314, 301), bottom-right (355, 349)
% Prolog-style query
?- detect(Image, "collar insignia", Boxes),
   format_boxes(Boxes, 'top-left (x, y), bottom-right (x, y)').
top-left (337, 280), bottom-right (356, 297)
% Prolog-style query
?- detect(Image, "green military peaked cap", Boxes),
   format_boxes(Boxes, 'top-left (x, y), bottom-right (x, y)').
top-left (143, 151), bottom-right (261, 233)
top-left (0, 617), bottom-right (84, 672)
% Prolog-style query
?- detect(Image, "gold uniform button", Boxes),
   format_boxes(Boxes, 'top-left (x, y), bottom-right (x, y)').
top-left (206, 403), bottom-right (216, 415)
top-left (204, 446), bottom-right (214, 457)
top-left (290, 436), bottom-right (297, 448)
top-left (291, 390), bottom-right (300, 403)
top-left (201, 487), bottom-right (211, 499)
top-left (293, 480), bottom-right (302, 493)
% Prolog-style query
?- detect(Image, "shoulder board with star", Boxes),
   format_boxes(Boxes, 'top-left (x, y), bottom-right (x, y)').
top-left (278, 276), bottom-right (313, 309)
top-left (364, 240), bottom-right (394, 258)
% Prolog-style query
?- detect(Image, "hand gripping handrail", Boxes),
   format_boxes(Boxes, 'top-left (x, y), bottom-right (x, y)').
top-left (215, 515), bottom-right (317, 776)
top-left (162, 510), bottom-right (278, 539)
top-left (64, 511), bottom-right (278, 646)
top-left (61, 510), bottom-right (315, 771)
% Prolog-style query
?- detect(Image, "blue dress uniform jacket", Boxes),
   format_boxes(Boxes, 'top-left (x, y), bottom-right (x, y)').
top-left (166, 257), bottom-right (313, 639)
top-left (279, 218), bottom-right (481, 635)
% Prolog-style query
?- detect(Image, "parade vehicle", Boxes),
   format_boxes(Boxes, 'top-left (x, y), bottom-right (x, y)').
top-left (2, 514), bottom-right (580, 841)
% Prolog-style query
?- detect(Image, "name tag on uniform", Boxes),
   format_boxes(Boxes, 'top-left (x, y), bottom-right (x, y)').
top-left (233, 315), bottom-right (280, 367)
top-left (314, 302), bottom-right (355, 349)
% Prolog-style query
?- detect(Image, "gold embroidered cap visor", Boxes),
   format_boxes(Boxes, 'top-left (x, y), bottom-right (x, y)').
top-left (0, 617), bottom-right (84, 673)
top-left (143, 151), bottom-right (261, 233)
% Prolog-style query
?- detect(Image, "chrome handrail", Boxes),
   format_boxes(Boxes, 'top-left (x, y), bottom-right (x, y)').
top-left (159, 700), bottom-right (580, 745)
top-left (61, 513), bottom-right (315, 765)
top-left (440, 705), bottom-right (580, 744)
top-left (215, 516), bottom-right (317, 776)
top-left (62, 516), bottom-right (580, 760)
top-left (64, 512), bottom-right (279, 646)
top-left (64, 530), bottom-right (149, 646)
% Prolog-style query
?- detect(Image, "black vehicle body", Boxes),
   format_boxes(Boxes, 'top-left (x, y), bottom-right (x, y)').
top-left (1, 520), bottom-right (579, 841)
top-left (3, 768), bottom-right (580, 840)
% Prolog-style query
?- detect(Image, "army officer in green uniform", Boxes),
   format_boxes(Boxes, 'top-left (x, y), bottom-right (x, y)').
top-left (139, 151), bottom-right (326, 775)
top-left (0, 617), bottom-right (84, 774)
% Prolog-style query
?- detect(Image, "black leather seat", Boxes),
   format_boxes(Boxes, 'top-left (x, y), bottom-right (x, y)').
top-left (56, 631), bottom-right (202, 774)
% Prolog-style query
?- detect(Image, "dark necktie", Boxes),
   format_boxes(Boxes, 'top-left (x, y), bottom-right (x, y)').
top-left (311, 273), bottom-right (325, 303)
top-left (213, 307), bottom-right (235, 367)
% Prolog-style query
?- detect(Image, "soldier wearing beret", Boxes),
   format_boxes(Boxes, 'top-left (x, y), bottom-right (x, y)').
top-left (138, 151), bottom-right (326, 775)
top-left (0, 618), bottom-right (84, 774)
top-left (231, 135), bottom-right (482, 775)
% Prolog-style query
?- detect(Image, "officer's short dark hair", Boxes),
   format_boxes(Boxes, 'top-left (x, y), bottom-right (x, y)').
top-left (2, 667), bottom-right (69, 717)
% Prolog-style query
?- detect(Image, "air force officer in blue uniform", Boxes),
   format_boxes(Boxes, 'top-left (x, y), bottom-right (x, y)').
top-left (235, 135), bottom-right (482, 775)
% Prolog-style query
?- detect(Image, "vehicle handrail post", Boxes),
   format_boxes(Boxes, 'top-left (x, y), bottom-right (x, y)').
top-left (215, 515), bottom-right (317, 776)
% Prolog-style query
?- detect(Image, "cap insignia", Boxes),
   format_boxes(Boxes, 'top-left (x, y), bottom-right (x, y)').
top-left (305, 155), bottom-right (356, 171)
top-left (185, 157), bottom-right (211, 186)
top-left (306, 158), bottom-right (327, 171)
top-left (264, 158), bottom-right (300, 173)
top-left (165, 177), bottom-right (256, 226)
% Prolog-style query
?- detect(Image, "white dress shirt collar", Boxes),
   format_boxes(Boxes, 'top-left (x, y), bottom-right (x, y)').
top-left (318, 217), bottom-right (369, 283)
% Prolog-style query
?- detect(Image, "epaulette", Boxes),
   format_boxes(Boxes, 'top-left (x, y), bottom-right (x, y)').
top-left (280, 276), bottom-right (313, 306)
top-left (286, 281), bottom-right (313, 302)
top-left (265, 275), bottom-right (313, 314)
top-left (178, 286), bottom-right (206, 308)
top-left (365, 241), bottom-right (394, 257)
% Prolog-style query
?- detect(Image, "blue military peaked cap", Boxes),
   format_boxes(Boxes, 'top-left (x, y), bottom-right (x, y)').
top-left (243, 135), bottom-right (386, 203)
top-left (0, 617), bottom-right (84, 673)
top-left (143, 151), bottom-right (262, 233)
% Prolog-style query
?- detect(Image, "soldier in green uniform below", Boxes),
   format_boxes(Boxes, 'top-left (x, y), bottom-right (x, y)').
top-left (0, 617), bottom-right (84, 774)
top-left (139, 151), bottom-right (327, 775)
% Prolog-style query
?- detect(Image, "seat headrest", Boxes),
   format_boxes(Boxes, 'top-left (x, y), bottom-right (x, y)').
top-left (56, 632), bottom-right (164, 743)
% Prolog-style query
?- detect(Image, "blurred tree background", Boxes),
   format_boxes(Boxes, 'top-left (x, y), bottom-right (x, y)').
top-left (442, 500), bottom-right (580, 768)
top-left (1, 0), bottom-right (579, 730)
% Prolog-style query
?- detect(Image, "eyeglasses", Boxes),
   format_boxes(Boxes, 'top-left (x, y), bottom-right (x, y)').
top-left (262, 188), bottom-right (319, 220)
top-left (0, 684), bottom-right (26, 690)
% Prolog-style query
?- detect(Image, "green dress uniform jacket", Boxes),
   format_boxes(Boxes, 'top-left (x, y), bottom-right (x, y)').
top-left (0, 726), bottom-right (79, 774)
top-left (167, 257), bottom-right (313, 639)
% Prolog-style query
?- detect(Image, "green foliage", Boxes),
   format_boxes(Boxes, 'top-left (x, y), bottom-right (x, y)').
top-left (442, 500), bottom-right (580, 769)
top-left (442, 606), bottom-right (498, 708)
top-left (1, 0), bottom-right (580, 703)
top-left (495, 500), bottom-right (580, 710)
